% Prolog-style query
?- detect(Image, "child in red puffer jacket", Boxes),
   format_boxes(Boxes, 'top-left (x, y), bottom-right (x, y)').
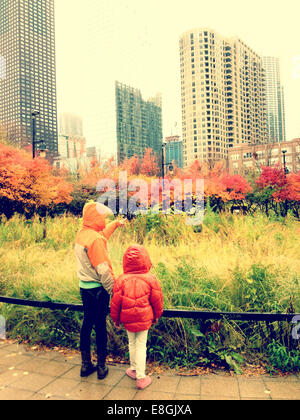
top-left (110, 245), bottom-right (163, 390)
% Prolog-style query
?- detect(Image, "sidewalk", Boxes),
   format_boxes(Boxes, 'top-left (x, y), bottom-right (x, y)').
top-left (0, 340), bottom-right (299, 400)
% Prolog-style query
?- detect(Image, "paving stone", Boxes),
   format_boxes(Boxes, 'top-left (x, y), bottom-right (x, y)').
top-left (0, 365), bottom-right (6, 374)
top-left (0, 387), bottom-right (35, 400)
top-left (201, 377), bottom-right (240, 399)
top-left (1, 352), bottom-right (31, 367)
top-left (28, 393), bottom-right (68, 401)
top-left (0, 368), bottom-right (27, 386)
top-left (60, 365), bottom-right (81, 380)
top-left (117, 375), bottom-right (138, 389)
top-left (0, 343), bottom-right (28, 353)
top-left (202, 395), bottom-right (240, 400)
top-left (238, 379), bottom-right (270, 399)
top-left (8, 372), bottom-right (55, 393)
top-left (30, 351), bottom-right (61, 361)
top-left (134, 390), bottom-right (175, 401)
top-left (176, 376), bottom-right (201, 395)
top-left (264, 381), bottom-right (300, 400)
top-left (37, 378), bottom-right (80, 397)
top-left (0, 349), bottom-right (10, 359)
top-left (262, 374), bottom-right (299, 382)
top-left (241, 397), bottom-right (272, 400)
top-left (17, 358), bottom-right (72, 377)
top-left (104, 386), bottom-right (137, 401)
top-left (67, 382), bottom-right (111, 400)
top-left (174, 393), bottom-right (200, 400)
top-left (51, 352), bottom-right (81, 364)
top-left (150, 375), bottom-right (181, 393)
top-left (16, 358), bottom-right (50, 374)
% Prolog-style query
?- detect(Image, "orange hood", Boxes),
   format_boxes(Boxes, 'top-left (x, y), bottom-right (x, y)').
top-left (82, 202), bottom-right (113, 232)
top-left (123, 245), bottom-right (152, 275)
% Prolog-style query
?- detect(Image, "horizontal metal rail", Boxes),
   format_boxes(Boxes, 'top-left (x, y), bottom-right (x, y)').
top-left (0, 296), bottom-right (298, 322)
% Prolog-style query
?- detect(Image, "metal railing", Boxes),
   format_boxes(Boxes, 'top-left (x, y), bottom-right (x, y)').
top-left (0, 296), bottom-right (298, 322)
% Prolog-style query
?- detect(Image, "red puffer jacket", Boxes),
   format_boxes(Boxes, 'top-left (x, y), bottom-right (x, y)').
top-left (110, 245), bottom-right (164, 333)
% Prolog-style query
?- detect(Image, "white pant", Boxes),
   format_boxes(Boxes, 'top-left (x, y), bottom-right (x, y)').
top-left (127, 330), bottom-right (148, 380)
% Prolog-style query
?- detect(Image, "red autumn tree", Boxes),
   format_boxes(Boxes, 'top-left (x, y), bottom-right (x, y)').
top-left (272, 171), bottom-right (300, 203)
top-left (255, 164), bottom-right (291, 203)
top-left (285, 172), bottom-right (300, 202)
top-left (221, 173), bottom-right (253, 201)
top-left (254, 164), bottom-right (300, 216)
top-left (256, 164), bottom-right (287, 191)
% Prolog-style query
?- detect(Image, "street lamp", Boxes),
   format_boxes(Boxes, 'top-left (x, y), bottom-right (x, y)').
top-left (162, 143), bottom-right (166, 189)
top-left (31, 110), bottom-right (46, 159)
top-left (282, 150), bottom-right (289, 175)
top-left (162, 143), bottom-right (175, 177)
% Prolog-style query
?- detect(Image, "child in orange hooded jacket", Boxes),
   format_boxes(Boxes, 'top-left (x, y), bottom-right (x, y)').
top-left (111, 245), bottom-right (163, 390)
top-left (75, 202), bottom-right (125, 380)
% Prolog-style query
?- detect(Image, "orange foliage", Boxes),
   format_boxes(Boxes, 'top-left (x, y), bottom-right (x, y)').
top-left (0, 143), bottom-right (73, 211)
top-left (121, 155), bottom-right (141, 176)
top-left (140, 148), bottom-right (160, 177)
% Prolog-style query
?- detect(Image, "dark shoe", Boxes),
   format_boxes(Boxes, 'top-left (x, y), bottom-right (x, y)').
top-left (80, 350), bottom-right (97, 378)
top-left (97, 365), bottom-right (109, 380)
top-left (80, 362), bottom-right (97, 378)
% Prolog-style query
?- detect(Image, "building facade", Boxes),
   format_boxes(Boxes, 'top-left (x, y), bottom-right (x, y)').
top-left (115, 81), bottom-right (163, 164)
top-left (58, 135), bottom-right (86, 160)
top-left (0, 0), bottom-right (58, 154)
top-left (55, 136), bottom-right (102, 175)
top-left (179, 28), bottom-right (267, 168)
top-left (59, 113), bottom-right (83, 137)
top-left (228, 138), bottom-right (300, 174)
top-left (164, 135), bottom-right (183, 169)
top-left (262, 56), bottom-right (286, 143)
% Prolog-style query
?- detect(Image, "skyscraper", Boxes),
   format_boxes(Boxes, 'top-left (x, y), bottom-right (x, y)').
top-left (179, 28), bottom-right (267, 167)
top-left (115, 81), bottom-right (162, 164)
top-left (262, 57), bottom-right (286, 143)
top-left (0, 0), bottom-right (58, 154)
top-left (80, 0), bottom-right (155, 160)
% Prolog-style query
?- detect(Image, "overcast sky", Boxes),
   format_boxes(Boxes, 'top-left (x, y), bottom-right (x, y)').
top-left (55, 0), bottom-right (300, 147)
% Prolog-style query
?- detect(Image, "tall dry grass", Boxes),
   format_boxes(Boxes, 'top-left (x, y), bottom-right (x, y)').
top-left (0, 211), bottom-right (299, 370)
top-left (0, 211), bottom-right (299, 310)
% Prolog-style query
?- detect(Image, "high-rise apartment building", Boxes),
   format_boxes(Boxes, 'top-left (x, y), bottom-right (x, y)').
top-left (0, 0), bottom-right (58, 154)
top-left (262, 57), bottom-right (286, 143)
top-left (179, 28), bottom-right (267, 167)
top-left (115, 81), bottom-right (163, 164)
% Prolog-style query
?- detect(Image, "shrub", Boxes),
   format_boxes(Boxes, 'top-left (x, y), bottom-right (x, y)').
top-left (267, 340), bottom-right (300, 372)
